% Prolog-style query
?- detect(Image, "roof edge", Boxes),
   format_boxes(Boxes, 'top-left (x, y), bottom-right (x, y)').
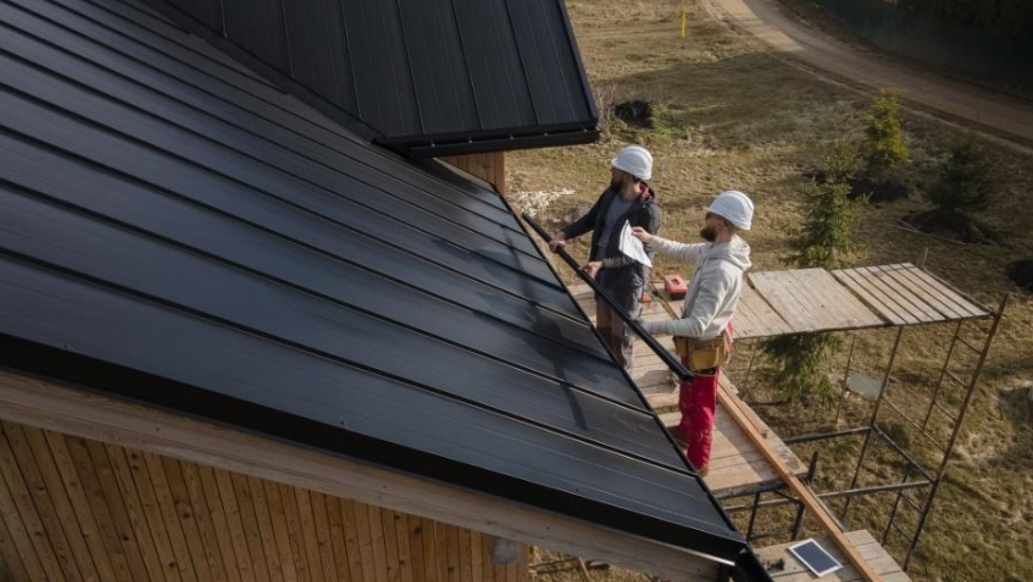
top-left (0, 365), bottom-right (741, 580)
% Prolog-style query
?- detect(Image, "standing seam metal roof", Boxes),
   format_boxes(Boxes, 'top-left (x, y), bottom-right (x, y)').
top-left (0, 0), bottom-right (752, 569)
top-left (147, 0), bottom-right (599, 156)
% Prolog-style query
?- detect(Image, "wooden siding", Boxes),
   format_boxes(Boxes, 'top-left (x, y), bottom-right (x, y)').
top-left (441, 154), bottom-right (506, 195)
top-left (0, 420), bottom-right (528, 582)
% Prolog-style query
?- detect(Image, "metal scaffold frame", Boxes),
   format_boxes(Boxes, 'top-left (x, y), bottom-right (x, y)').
top-left (719, 293), bottom-right (1009, 571)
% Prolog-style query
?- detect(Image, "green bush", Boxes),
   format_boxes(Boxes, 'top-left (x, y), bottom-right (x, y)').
top-left (764, 149), bottom-right (862, 402)
top-left (853, 90), bottom-right (912, 202)
top-left (862, 90), bottom-right (909, 173)
top-left (927, 140), bottom-right (994, 213)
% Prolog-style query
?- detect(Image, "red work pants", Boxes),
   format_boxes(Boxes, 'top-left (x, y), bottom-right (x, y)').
top-left (678, 364), bottom-right (718, 472)
top-left (677, 324), bottom-right (732, 472)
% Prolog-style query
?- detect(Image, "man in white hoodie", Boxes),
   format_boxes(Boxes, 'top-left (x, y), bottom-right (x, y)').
top-left (631, 190), bottom-right (754, 475)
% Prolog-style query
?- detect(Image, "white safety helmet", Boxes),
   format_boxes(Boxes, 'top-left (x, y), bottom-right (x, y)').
top-left (611, 145), bottom-right (653, 181)
top-left (707, 190), bottom-right (754, 231)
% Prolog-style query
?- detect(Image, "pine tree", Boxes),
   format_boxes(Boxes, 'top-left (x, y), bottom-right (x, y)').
top-left (862, 90), bottom-right (909, 175)
top-left (928, 140), bottom-right (993, 214)
top-left (764, 147), bottom-right (862, 402)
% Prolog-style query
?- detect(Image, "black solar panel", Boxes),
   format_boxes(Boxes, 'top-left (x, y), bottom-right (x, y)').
top-left (0, 0), bottom-right (755, 569)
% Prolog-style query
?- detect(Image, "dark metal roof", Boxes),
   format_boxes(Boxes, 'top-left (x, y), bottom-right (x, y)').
top-left (0, 0), bottom-right (757, 572)
top-left (143, 0), bottom-right (599, 156)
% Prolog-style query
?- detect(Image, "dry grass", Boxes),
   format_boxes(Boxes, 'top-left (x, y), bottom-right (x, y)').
top-left (512, 1), bottom-right (1033, 580)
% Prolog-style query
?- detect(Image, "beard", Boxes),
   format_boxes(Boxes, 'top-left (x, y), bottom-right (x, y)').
top-left (700, 225), bottom-right (718, 242)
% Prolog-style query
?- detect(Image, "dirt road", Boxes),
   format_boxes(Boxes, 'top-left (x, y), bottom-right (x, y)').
top-left (704, 0), bottom-right (1033, 150)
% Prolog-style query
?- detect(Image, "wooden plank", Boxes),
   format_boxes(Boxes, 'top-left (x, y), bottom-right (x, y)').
top-left (263, 481), bottom-right (300, 582)
top-left (228, 472), bottom-right (271, 582)
top-left (0, 437), bottom-right (46, 581)
top-left (41, 430), bottom-right (131, 582)
top-left (833, 268), bottom-right (911, 326)
top-left (894, 264), bottom-right (987, 318)
top-left (122, 447), bottom-right (184, 582)
top-left (750, 270), bottom-right (817, 332)
top-left (419, 517), bottom-right (439, 582)
top-left (0, 422), bottom-right (69, 581)
top-left (198, 466), bottom-right (246, 582)
top-left (309, 492), bottom-right (338, 582)
top-left (867, 266), bottom-right (943, 323)
top-left (337, 498), bottom-right (364, 582)
top-left (247, 477), bottom-right (286, 582)
top-left (758, 530), bottom-right (910, 581)
top-left (380, 509), bottom-right (400, 582)
top-left (458, 526), bottom-right (473, 582)
top-left (144, 453), bottom-right (201, 582)
top-left (351, 501), bottom-right (376, 582)
top-left (0, 502), bottom-right (29, 582)
top-left (406, 514), bottom-right (427, 582)
top-left (445, 523), bottom-right (461, 582)
top-left (3, 421), bottom-right (93, 581)
top-left (470, 531), bottom-right (484, 582)
top-left (792, 270), bottom-right (884, 329)
top-left (160, 459), bottom-right (218, 582)
top-left (840, 266), bottom-right (920, 324)
top-left (180, 463), bottom-right (232, 582)
top-left (856, 267), bottom-right (934, 323)
top-left (0, 372), bottom-right (720, 582)
top-left (278, 484), bottom-right (312, 582)
top-left (393, 511), bottom-right (414, 582)
top-left (881, 265), bottom-right (967, 320)
top-left (77, 439), bottom-right (155, 582)
top-left (213, 468), bottom-right (260, 582)
top-left (366, 505), bottom-right (390, 582)
top-left (294, 488), bottom-right (326, 582)
top-left (324, 497), bottom-right (350, 582)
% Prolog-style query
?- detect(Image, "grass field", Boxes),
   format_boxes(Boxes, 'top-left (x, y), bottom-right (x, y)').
top-left (511, 2), bottom-right (1033, 580)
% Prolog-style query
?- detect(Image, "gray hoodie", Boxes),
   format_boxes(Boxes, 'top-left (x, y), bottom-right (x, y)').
top-left (641, 235), bottom-right (752, 339)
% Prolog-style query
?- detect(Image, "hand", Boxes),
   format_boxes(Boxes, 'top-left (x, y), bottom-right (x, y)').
top-left (582, 261), bottom-right (603, 279)
top-left (548, 234), bottom-right (567, 252)
top-left (630, 227), bottom-right (653, 243)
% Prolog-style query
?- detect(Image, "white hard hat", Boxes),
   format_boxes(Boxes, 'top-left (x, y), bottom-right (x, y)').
top-left (707, 190), bottom-right (754, 231)
top-left (611, 145), bottom-right (653, 181)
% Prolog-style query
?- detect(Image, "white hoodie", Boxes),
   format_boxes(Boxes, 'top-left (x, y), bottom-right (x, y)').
top-left (641, 235), bottom-right (752, 339)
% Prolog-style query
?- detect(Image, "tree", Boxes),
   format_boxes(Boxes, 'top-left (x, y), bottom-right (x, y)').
top-left (764, 147), bottom-right (863, 402)
top-left (862, 90), bottom-right (909, 173)
top-left (927, 140), bottom-right (993, 214)
top-left (855, 90), bottom-right (911, 201)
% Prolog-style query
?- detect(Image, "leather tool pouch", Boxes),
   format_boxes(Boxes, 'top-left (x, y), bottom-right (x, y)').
top-left (674, 332), bottom-right (732, 373)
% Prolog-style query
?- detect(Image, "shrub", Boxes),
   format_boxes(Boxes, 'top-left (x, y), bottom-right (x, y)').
top-left (764, 151), bottom-right (862, 402)
top-left (927, 140), bottom-right (994, 214)
top-left (862, 90), bottom-right (909, 173)
top-left (854, 90), bottom-right (912, 201)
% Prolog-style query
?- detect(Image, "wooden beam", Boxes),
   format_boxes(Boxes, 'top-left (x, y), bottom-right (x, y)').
top-left (0, 369), bottom-right (720, 582)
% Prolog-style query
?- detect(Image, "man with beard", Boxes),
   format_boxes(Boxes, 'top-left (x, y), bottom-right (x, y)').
top-left (631, 190), bottom-right (754, 475)
top-left (549, 145), bottom-right (661, 369)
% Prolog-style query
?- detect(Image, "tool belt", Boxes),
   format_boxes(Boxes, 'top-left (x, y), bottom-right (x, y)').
top-left (674, 331), bottom-right (732, 373)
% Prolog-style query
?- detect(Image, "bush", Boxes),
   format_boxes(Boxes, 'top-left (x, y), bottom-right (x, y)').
top-left (905, 140), bottom-right (997, 243)
top-left (927, 140), bottom-right (994, 213)
top-left (764, 334), bottom-right (843, 404)
top-left (789, 151), bottom-right (864, 270)
top-left (854, 90), bottom-right (912, 201)
top-left (764, 153), bottom-right (862, 402)
top-left (1007, 259), bottom-right (1033, 292)
top-left (862, 90), bottom-right (909, 173)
